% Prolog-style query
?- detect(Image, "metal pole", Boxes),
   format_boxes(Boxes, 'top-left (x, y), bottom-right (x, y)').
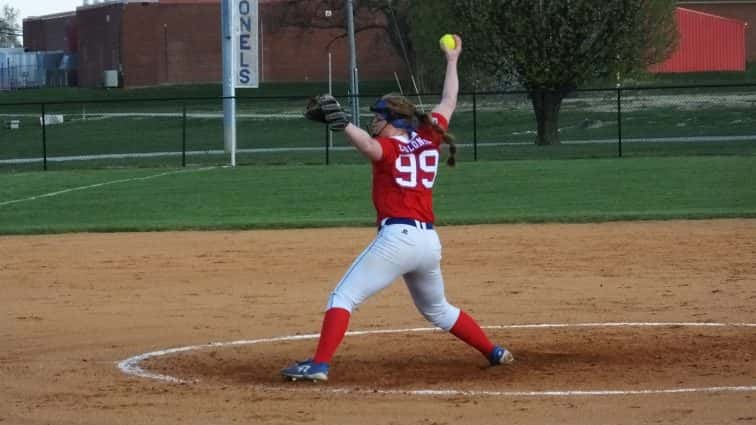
top-left (41, 103), bottom-right (47, 171)
top-left (617, 86), bottom-right (623, 158)
top-left (221, 0), bottom-right (237, 167)
top-left (328, 51), bottom-right (333, 95)
top-left (325, 124), bottom-right (330, 165)
top-left (182, 103), bottom-right (187, 167)
top-left (473, 91), bottom-right (478, 162)
top-left (328, 52), bottom-right (333, 149)
top-left (345, 0), bottom-right (360, 127)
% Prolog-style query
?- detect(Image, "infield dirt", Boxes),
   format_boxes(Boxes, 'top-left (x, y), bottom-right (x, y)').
top-left (2, 220), bottom-right (755, 424)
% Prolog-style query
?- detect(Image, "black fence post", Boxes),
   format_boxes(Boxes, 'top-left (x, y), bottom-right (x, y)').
top-left (616, 86), bottom-right (623, 158)
top-left (41, 103), bottom-right (48, 171)
top-left (472, 90), bottom-right (478, 162)
top-left (325, 125), bottom-right (330, 165)
top-left (181, 103), bottom-right (187, 167)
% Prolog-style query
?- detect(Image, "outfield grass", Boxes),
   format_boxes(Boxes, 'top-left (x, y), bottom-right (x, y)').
top-left (0, 156), bottom-right (753, 235)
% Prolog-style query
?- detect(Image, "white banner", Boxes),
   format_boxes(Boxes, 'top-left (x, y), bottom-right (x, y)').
top-left (235, 0), bottom-right (259, 88)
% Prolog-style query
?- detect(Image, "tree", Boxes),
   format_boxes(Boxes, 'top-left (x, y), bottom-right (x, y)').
top-left (263, 1), bottom-right (678, 146)
top-left (425, 0), bottom-right (678, 145)
top-left (0, 4), bottom-right (21, 48)
top-left (404, 1), bottom-right (458, 92)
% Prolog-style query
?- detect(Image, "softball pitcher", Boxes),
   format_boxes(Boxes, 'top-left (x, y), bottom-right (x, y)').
top-left (282, 35), bottom-right (513, 382)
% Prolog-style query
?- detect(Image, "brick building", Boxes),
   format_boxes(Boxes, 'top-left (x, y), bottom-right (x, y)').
top-left (23, 0), bottom-right (405, 88)
top-left (21, 11), bottom-right (78, 53)
top-left (25, 1), bottom-right (754, 88)
top-left (18, 12), bottom-right (78, 88)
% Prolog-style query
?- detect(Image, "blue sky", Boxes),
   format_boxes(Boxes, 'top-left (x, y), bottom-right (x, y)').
top-left (4, 0), bottom-right (82, 22)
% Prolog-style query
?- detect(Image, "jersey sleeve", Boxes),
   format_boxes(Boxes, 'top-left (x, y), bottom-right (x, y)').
top-left (419, 112), bottom-right (449, 147)
top-left (375, 137), bottom-right (398, 165)
top-left (431, 112), bottom-right (449, 131)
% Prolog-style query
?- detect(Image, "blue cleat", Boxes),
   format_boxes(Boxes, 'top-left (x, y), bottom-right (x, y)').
top-left (281, 359), bottom-right (329, 382)
top-left (489, 345), bottom-right (515, 366)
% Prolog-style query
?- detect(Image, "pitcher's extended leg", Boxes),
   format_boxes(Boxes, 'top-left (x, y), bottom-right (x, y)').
top-left (449, 310), bottom-right (495, 356)
top-left (315, 230), bottom-right (410, 363)
top-left (404, 267), bottom-right (511, 364)
top-left (312, 307), bottom-right (350, 364)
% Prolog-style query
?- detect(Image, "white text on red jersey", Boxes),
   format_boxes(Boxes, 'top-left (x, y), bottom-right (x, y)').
top-left (398, 138), bottom-right (432, 154)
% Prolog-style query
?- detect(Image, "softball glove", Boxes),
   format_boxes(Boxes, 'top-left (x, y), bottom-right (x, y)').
top-left (304, 94), bottom-right (349, 131)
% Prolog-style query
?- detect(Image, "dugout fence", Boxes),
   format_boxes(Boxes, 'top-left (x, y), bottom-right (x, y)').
top-left (1, 83), bottom-right (755, 171)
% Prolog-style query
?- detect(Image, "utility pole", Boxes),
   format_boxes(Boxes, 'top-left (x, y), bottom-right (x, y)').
top-left (345, 0), bottom-right (360, 127)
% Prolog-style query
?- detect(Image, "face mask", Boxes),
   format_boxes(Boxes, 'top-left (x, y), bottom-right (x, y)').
top-left (370, 99), bottom-right (416, 133)
top-left (370, 118), bottom-right (389, 137)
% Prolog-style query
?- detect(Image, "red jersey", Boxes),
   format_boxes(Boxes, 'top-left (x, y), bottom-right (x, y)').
top-left (372, 112), bottom-right (448, 225)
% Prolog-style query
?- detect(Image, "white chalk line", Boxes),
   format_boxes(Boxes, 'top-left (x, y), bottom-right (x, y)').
top-left (116, 322), bottom-right (756, 397)
top-left (0, 166), bottom-right (217, 208)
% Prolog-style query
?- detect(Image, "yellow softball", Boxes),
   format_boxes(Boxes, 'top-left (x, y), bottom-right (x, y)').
top-left (439, 34), bottom-right (456, 51)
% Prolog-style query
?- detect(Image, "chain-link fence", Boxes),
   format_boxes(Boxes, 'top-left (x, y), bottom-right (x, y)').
top-left (1, 83), bottom-right (755, 171)
top-left (0, 65), bottom-right (74, 91)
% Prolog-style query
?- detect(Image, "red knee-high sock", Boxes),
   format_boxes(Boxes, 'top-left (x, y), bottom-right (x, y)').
top-left (312, 308), bottom-right (351, 364)
top-left (450, 310), bottom-right (495, 357)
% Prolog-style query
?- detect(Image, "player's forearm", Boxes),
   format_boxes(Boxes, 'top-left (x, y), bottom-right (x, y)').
top-left (440, 59), bottom-right (459, 110)
top-left (344, 123), bottom-right (382, 162)
top-left (433, 59), bottom-right (459, 119)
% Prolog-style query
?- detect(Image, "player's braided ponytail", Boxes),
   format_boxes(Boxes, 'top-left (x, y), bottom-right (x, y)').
top-left (377, 94), bottom-right (457, 167)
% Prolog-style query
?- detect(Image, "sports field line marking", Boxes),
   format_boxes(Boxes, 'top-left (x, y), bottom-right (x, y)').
top-left (0, 166), bottom-right (216, 208)
top-left (3, 135), bottom-right (755, 165)
top-left (116, 322), bottom-right (756, 397)
top-left (252, 385), bottom-right (756, 398)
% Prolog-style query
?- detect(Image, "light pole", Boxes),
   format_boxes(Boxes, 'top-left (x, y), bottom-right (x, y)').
top-left (221, 0), bottom-right (236, 166)
top-left (345, 0), bottom-right (360, 127)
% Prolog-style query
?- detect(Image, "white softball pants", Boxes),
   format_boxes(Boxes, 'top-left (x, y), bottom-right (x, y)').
top-left (327, 221), bottom-right (461, 331)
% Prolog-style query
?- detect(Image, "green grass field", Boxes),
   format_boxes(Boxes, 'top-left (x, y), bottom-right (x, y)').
top-left (0, 156), bottom-right (753, 235)
top-left (1, 79), bottom-right (754, 233)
